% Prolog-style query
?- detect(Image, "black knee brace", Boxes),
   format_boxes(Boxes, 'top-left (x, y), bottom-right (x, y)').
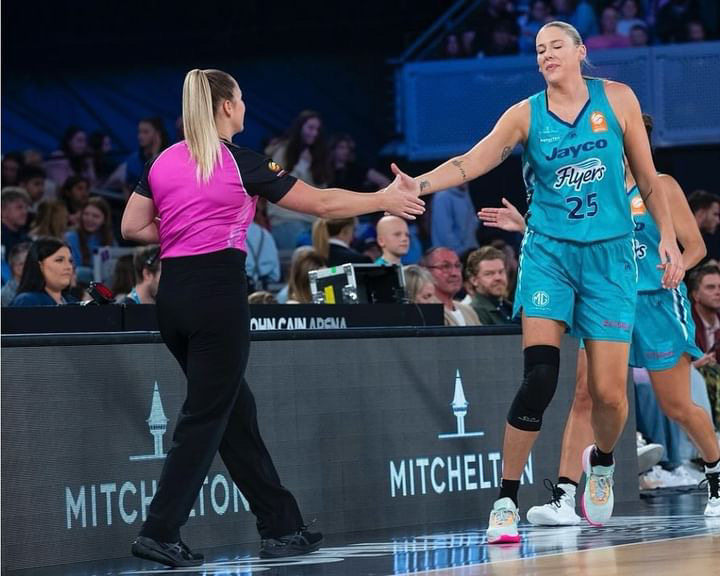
top-left (507, 345), bottom-right (560, 431)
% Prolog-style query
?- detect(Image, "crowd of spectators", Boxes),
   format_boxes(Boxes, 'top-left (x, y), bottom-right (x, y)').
top-left (440, 0), bottom-right (716, 58)
top-left (2, 1), bottom-right (718, 313)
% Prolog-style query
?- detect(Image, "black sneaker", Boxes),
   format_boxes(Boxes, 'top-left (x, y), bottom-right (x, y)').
top-left (131, 535), bottom-right (204, 567)
top-left (259, 526), bottom-right (323, 558)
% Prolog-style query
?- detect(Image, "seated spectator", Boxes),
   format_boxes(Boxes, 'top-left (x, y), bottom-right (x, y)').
top-left (267, 110), bottom-right (330, 249)
top-left (690, 264), bottom-right (720, 425)
top-left (1, 187), bottom-right (31, 258)
top-left (58, 175), bottom-right (90, 227)
top-left (17, 165), bottom-right (47, 210)
top-left (485, 20), bottom-right (520, 56)
top-left (403, 264), bottom-right (440, 304)
top-left (466, 246), bottom-right (517, 325)
top-left (356, 230), bottom-right (383, 262)
top-left (44, 127), bottom-right (96, 188)
top-left (312, 217), bottom-right (372, 267)
top-left (629, 23), bottom-right (650, 46)
top-left (106, 117), bottom-right (168, 193)
top-left (422, 247), bottom-right (481, 326)
top-left (246, 220), bottom-right (281, 294)
top-left (440, 33), bottom-right (466, 59)
top-left (470, 0), bottom-right (519, 56)
top-left (551, 0), bottom-right (599, 39)
top-left (29, 199), bottom-right (69, 240)
top-left (121, 245), bottom-right (161, 305)
top-left (431, 184), bottom-right (479, 256)
top-left (10, 237), bottom-right (76, 306)
top-left (518, 0), bottom-right (553, 53)
top-left (656, 0), bottom-right (701, 44)
top-left (23, 149), bottom-right (57, 200)
top-left (1, 242), bottom-right (30, 306)
top-left (585, 6), bottom-right (631, 50)
top-left (286, 249), bottom-right (326, 304)
top-left (616, 0), bottom-right (647, 37)
top-left (329, 134), bottom-right (390, 192)
top-left (1, 152), bottom-right (23, 187)
top-left (491, 238), bottom-right (519, 302)
top-left (111, 254), bottom-right (135, 301)
top-left (459, 248), bottom-right (477, 306)
top-left (375, 215), bottom-right (410, 266)
top-left (276, 246), bottom-right (310, 303)
top-left (64, 197), bottom-right (116, 283)
top-left (689, 190), bottom-right (720, 266)
top-left (248, 291), bottom-right (278, 305)
top-left (89, 131), bottom-right (119, 186)
top-left (686, 19), bottom-right (707, 42)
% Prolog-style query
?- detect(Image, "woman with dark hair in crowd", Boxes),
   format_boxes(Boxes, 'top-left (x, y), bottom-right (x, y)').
top-left (64, 196), bottom-right (116, 282)
top-left (10, 237), bottom-right (76, 306)
top-left (120, 68), bottom-right (423, 568)
top-left (45, 127), bottom-right (96, 187)
top-left (311, 217), bottom-right (371, 267)
top-left (267, 110), bottom-right (332, 248)
top-left (1, 152), bottom-right (24, 187)
top-left (286, 249), bottom-right (326, 304)
top-left (58, 175), bottom-right (90, 227)
top-left (89, 131), bottom-right (119, 185)
top-left (128, 117), bottom-right (169, 185)
top-left (328, 134), bottom-right (390, 191)
top-left (111, 253), bottom-right (136, 301)
top-left (29, 199), bottom-right (69, 240)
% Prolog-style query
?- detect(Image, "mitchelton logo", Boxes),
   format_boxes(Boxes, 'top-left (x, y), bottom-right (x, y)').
top-left (388, 370), bottom-right (533, 498)
top-left (64, 382), bottom-right (251, 530)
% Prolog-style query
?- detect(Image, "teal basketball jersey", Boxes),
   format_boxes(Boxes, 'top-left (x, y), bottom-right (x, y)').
top-left (629, 185), bottom-right (663, 292)
top-left (523, 78), bottom-right (631, 242)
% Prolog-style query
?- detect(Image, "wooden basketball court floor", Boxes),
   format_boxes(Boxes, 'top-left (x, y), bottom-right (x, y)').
top-left (7, 492), bottom-right (718, 576)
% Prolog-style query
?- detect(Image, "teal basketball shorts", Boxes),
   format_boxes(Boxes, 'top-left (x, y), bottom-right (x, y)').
top-left (513, 230), bottom-right (637, 342)
top-left (628, 285), bottom-right (703, 370)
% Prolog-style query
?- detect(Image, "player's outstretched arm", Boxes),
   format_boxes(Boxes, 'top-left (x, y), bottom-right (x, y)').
top-left (392, 100), bottom-right (529, 197)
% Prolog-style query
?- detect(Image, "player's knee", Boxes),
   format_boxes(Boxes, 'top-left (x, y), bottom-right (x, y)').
top-left (507, 345), bottom-right (560, 431)
top-left (592, 387), bottom-right (627, 413)
top-left (657, 398), bottom-right (688, 423)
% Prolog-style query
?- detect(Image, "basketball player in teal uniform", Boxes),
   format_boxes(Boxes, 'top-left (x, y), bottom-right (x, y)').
top-left (479, 117), bottom-right (720, 522)
top-left (390, 21), bottom-right (684, 542)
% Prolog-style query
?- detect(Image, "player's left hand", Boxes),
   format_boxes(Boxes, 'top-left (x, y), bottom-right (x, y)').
top-left (657, 235), bottom-right (684, 289)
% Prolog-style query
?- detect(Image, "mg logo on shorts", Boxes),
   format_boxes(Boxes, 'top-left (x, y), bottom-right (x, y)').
top-left (532, 291), bottom-right (549, 308)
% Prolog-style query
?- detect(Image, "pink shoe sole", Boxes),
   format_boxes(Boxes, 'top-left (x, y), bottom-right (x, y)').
top-left (581, 444), bottom-right (604, 527)
top-left (488, 534), bottom-right (521, 544)
top-left (580, 491), bottom-right (604, 527)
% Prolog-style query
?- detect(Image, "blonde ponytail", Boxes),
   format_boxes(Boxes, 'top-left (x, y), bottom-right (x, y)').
top-left (312, 217), bottom-right (356, 261)
top-left (312, 219), bottom-right (330, 261)
top-left (182, 68), bottom-right (237, 183)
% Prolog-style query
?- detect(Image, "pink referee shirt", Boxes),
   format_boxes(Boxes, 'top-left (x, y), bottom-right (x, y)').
top-left (134, 140), bottom-right (296, 259)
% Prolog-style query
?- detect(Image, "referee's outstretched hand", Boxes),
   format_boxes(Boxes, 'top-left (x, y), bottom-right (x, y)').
top-left (379, 170), bottom-right (425, 220)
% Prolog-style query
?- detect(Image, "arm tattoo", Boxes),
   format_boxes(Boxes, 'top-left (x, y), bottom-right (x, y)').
top-left (501, 146), bottom-right (512, 162)
top-left (420, 180), bottom-right (430, 194)
top-left (640, 187), bottom-right (654, 202)
top-left (451, 159), bottom-right (468, 182)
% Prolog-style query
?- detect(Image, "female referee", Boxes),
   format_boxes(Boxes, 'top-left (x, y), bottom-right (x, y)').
top-left (121, 68), bottom-right (424, 567)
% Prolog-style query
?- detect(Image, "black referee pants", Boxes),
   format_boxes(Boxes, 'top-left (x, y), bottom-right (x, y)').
top-left (140, 248), bottom-right (303, 542)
